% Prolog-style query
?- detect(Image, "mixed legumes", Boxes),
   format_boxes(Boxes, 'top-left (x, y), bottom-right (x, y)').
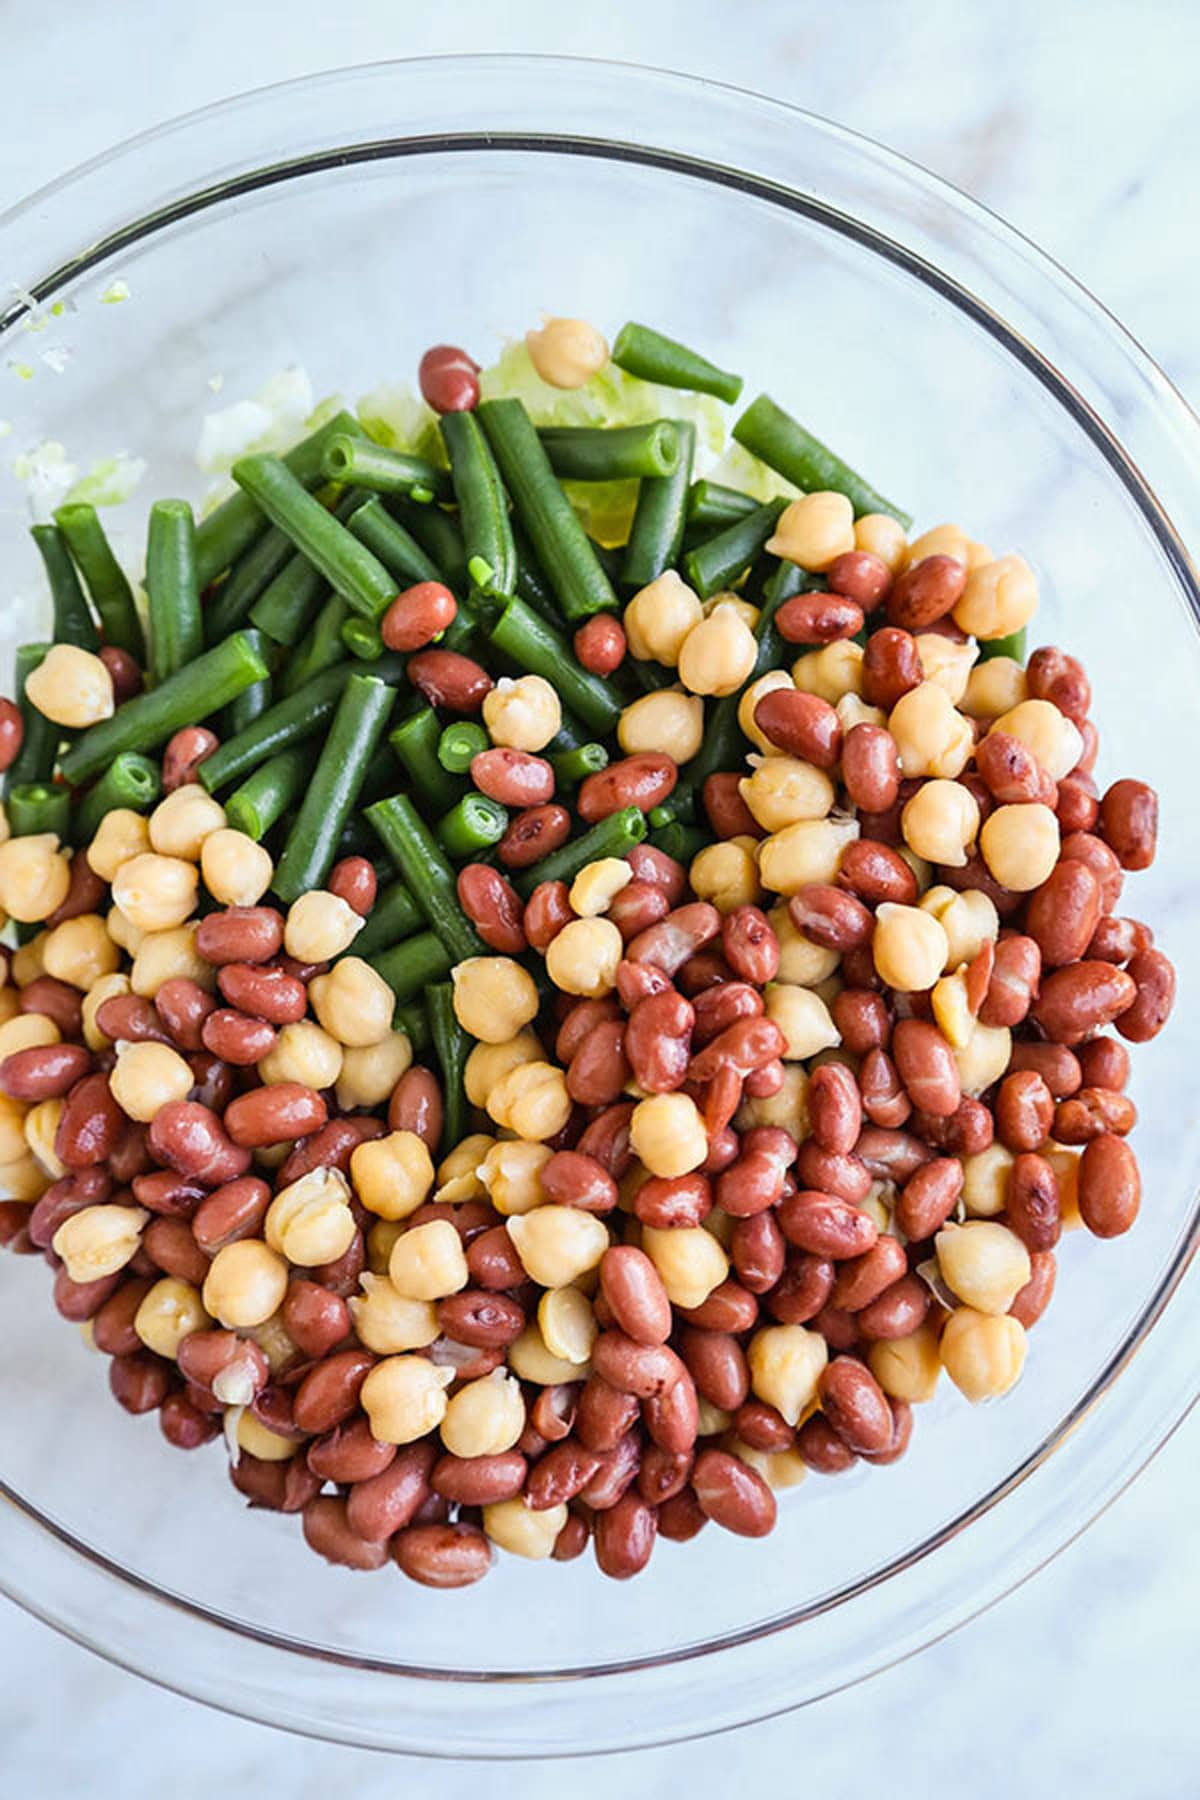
top-left (0, 313), bottom-right (1174, 1585)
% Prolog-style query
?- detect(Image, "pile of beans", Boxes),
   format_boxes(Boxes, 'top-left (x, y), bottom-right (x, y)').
top-left (0, 320), bottom-right (1175, 1587)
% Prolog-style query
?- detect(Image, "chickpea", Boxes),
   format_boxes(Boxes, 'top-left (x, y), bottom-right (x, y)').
top-left (696, 1400), bottom-right (734, 1437)
top-left (464, 1030), bottom-right (543, 1110)
top-left (434, 1132), bottom-right (496, 1204)
top-left (149, 785), bottom-right (226, 861)
top-left (306, 959), bottom-right (392, 1051)
top-left (538, 1285), bottom-right (597, 1364)
top-left (42, 913), bottom-right (120, 990)
top-left (440, 1369), bottom-right (526, 1458)
top-left (854, 513), bottom-right (909, 572)
top-left (201, 828), bottom-right (273, 907)
top-left (0, 1151), bottom-right (51, 1201)
top-left (791, 641), bottom-right (864, 704)
top-left (940, 1307), bottom-right (1027, 1401)
top-left (914, 633), bottom-right (977, 704)
top-left (766, 491), bottom-right (855, 571)
top-left (689, 837), bottom-right (762, 914)
top-left (361, 1355), bottom-right (453, 1445)
top-left (483, 1496), bottom-right (566, 1560)
top-left (86, 808), bottom-right (151, 883)
top-left (130, 923), bottom-right (213, 998)
top-left (134, 1276), bottom-right (210, 1359)
top-left (931, 968), bottom-right (974, 1048)
top-left (25, 643), bottom-right (113, 728)
top-left (480, 1140), bottom-right (552, 1216)
top-left (739, 670), bottom-right (794, 754)
top-left (202, 1238), bottom-right (289, 1328)
top-left (507, 1321), bottom-right (581, 1386)
top-left (569, 858), bottom-right (632, 918)
top-left (52, 1202), bottom-right (147, 1283)
top-left (246, 1309), bottom-right (300, 1375)
top-left (349, 1274), bottom-right (439, 1353)
top-left (259, 1020), bottom-right (343, 1091)
top-left (451, 955), bottom-right (539, 1043)
top-left (486, 1060), bottom-right (571, 1141)
top-left (0, 1096), bottom-right (29, 1165)
top-left (525, 316), bottom-right (608, 388)
top-left (770, 904), bottom-right (840, 987)
top-left (351, 1130), bottom-right (435, 1220)
top-left (642, 1222), bottom-right (728, 1309)
top-left (703, 589), bottom-right (759, 631)
top-left (979, 803), bottom-right (1059, 892)
top-left (335, 1030), bottom-right (413, 1112)
top-left (747, 1323), bottom-right (828, 1426)
top-left (284, 890), bottom-right (363, 963)
top-left (106, 908), bottom-right (146, 957)
top-left (0, 1013), bottom-right (59, 1058)
top-left (110, 1041), bottom-right (194, 1122)
top-left (233, 1410), bottom-right (298, 1462)
top-left (677, 604), bottom-right (758, 698)
top-left (869, 1324), bottom-right (942, 1404)
top-left (1044, 1142), bottom-right (1083, 1232)
top-left (729, 1439), bottom-right (810, 1491)
top-left (836, 694), bottom-right (887, 732)
top-left (953, 1021), bottom-right (1011, 1098)
top-left (764, 982), bottom-right (840, 1060)
top-left (482, 674), bottom-right (561, 753)
top-left (859, 1181), bottom-right (894, 1235)
top-left (618, 689), bottom-right (704, 763)
top-left (265, 1166), bottom-right (356, 1267)
top-left (936, 1221), bottom-right (1031, 1315)
top-left (961, 1143), bottom-right (1015, 1218)
top-left (111, 853), bottom-right (198, 933)
top-left (919, 885), bottom-right (998, 967)
top-left (24, 1098), bottom-right (65, 1177)
top-left (989, 698), bottom-right (1083, 783)
top-left (739, 757), bottom-right (834, 834)
top-left (388, 1217), bottom-right (469, 1301)
top-left (544, 917), bottom-right (622, 999)
top-left (961, 657), bottom-right (1027, 720)
top-left (953, 553), bottom-right (1038, 640)
top-left (901, 779), bottom-right (979, 868)
top-left (507, 1204), bottom-right (609, 1288)
top-left (630, 1092), bottom-right (707, 1179)
top-left (888, 682), bottom-right (972, 779)
top-left (905, 523), bottom-right (970, 566)
top-left (0, 835), bottom-right (71, 924)
top-left (624, 570), bottom-right (703, 667)
top-left (896, 844), bottom-right (933, 897)
top-left (735, 1062), bottom-right (810, 1137)
top-left (872, 902), bottom-right (949, 992)
top-left (367, 1218), bottom-right (406, 1275)
top-left (758, 816), bottom-right (860, 895)
top-left (12, 935), bottom-right (49, 992)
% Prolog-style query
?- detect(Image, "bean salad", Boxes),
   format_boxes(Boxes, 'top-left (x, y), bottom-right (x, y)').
top-left (0, 313), bottom-right (1174, 1583)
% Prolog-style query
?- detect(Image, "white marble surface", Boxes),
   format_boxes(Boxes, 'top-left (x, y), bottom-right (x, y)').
top-left (3, 0), bottom-right (1198, 1792)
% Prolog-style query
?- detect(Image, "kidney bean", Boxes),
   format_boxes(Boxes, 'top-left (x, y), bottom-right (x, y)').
top-left (624, 988), bottom-right (694, 1095)
top-left (893, 1156), bottom-right (963, 1241)
top-left (199, 1009), bottom-right (275, 1067)
top-left (405, 648), bottom-right (492, 715)
top-left (1059, 831), bottom-right (1124, 912)
top-left (631, 1168), bottom-right (711, 1231)
top-left (1116, 948), bottom-right (1176, 1044)
top-left (147, 1100), bottom-right (251, 1186)
top-left (1073, 717), bottom-right (1100, 773)
top-left (691, 1448), bottom-right (777, 1537)
top-left (29, 1171), bottom-right (105, 1249)
top-left (962, 941), bottom-right (995, 1018)
top-left (427, 1337), bottom-right (502, 1385)
top-left (590, 1491), bottom-right (656, 1579)
top-left (413, 340), bottom-right (479, 412)
top-left (1076, 1037), bottom-right (1130, 1092)
top-left (455, 862), bottom-right (526, 955)
top-left (563, 1018), bottom-right (628, 1107)
top-left (307, 1416), bottom-right (395, 1485)
top-left (0, 1042), bottom-right (90, 1102)
top-left (805, 1067), bottom-right (862, 1161)
top-left (973, 731), bottom-right (1051, 806)
top-left (937, 851), bottom-right (1023, 917)
top-left (687, 1019), bottom-right (786, 1091)
top-left (432, 1294), bottom-right (523, 1358)
top-left (765, 1252), bottom-right (835, 1324)
top-left (428, 1450), bottom-right (526, 1511)
top-left (467, 748), bottom-right (553, 810)
top-left (130, 1170), bottom-right (204, 1220)
top-left (176, 1329), bottom-right (268, 1404)
top-left (394, 1520), bottom-right (493, 1588)
top-left (690, 988), bottom-right (761, 1055)
top-left (0, 696), bottom-right (24, 772)
top-left (1010, 1250), bottom-right (1057, 1329)
top-left (855, 1129), bottom-right (933, 1186)
top-left (93, 994), bottom-right (168, 1048)
top-left (793, 1146), bottom-right (870, 1207)
top-left (523, 1438), bottom-right (602, 1511)
top-left (151, 979), bottom-right (215, 1053)
top-left (371, 580), bottom-right (455, 655)
top-left (17, 980), bottom-right (80, 1044)
top-left (658, 1487), bottom-right (708, 1542)
top-left (47, 854), bottom-right (110, 932)
top-left (311, 1229), bottom-right (365, 1300)
top-left (594, 1245), bottom-right (669, 1347)
top-left (250, 1383), bottom-right (309, 1442)
top-left (1088, 916), bottom-right (1151, 965)
top-left (292, 1348), bottom-right (374, 1435)
top-left (140, 1216), bottom-right (208, 1287)
top-left (831, 1235), bottom-right (907, 1313)
top-left (886, 553), bottom-right (965, 628)
top-left (1026, 860), bottom-right (1102, 969)
top-left (857, 1050), bottom-right (909, 1130)
top-left (109, 1351), bottom-right (171, 1414)
top-left (597, 882), bottom-right (665, 950)
top-left (1030, 962), bottom-right (1136, 1046)
top-left (299, 1496), bottom-right (389, 1571)
top-left (823, 550), bottom-right (890, 610)
top-left (1056, 775), bottom-right (1099, 834)
top-left (858, 1273), bottom-right (931, 1341)
top-left (861, 1395), bottom-right (914, 1466)
top-left (778, 1190), bottom-right (877, 1260)
top-left (54, 1262), bottom-right (121, 1320)
top-left (817, 1356), bottom-right (894, 1455)
top-left (567, 611), bottom-right (625, 677)
top-left (1023, 644), bottom-right (1089, 721)
top-left (162, 726), bottom-right (219, 792)
top-left (525, 1387), bottom-right (576, 1448)
top-left (592, 1332), bottom-right (685, 1401)
top-left (640, 1365), bottom-right (698, 1452)
top-left (616, 845), bottom-right (679, 906)
top-left (186, 1183), bottom-right (269, 1264)
top-left (728, 1210), bottom-right (785, 1296)
top-left (510, 887), bottom-right (569, 961)
top-left (627, 904), bottom-right (721, 978)
top-left (529, 1151), bottom-right (612, 1220)
top-left (1055, 1088), bottom-right (1137, 1144)
top-left (1006, 1040), bottom-right (1081, 1099)
top-left (552, 999), bottom-right (616, 1066)
top-left (837, 839), bottom-right (918, 907)
top-left (579, 1429), bottom-right (642, 1511)
top-left (712, 912), bottom-right (774, 992)
top-left (459, 1228), bottom-right (522, 1296)
top-left (228, 1450), bottom-right (318, 1514)
top-left (225, 1083), bottom-right (326, 1149)
top-left (187, 1052), bottom-right (234, 1115)
top-left (793, 894), bottom-right (875, 964)
top-left (842, 723), bottom-right (900, 813)
top-left (637, 1444), bottom-right (694, 1505)
top-left (858, 627), bottom-right (919, 710)
top-left (891, 1019), bottom-right (960, 1118)
top-left (497, 804), bottom-right (572, 871)
top-left (776, 590), bottom-right (863, 644)
top-left (195, 906), bottom-right (284, 968)
top-left (994, 1071), bottom-right (1054, 1153)
top-left (275, 1282), bottom-right (346, 1361)
top-left (674, 1283), bottom-right (757, 1340)
top-left (574, 1108), bottom-right (635, 1185)
top-left (797, 1413), bottom-right (857, 1474)
top-left (1007, 1151), bottom-right (1062, 1251)
top-left (337, 1445), bottom-right (433, 1547)
top-left (55, 1073), bottom-right (122, 1168)
top-left (89, 1276), bottom-right (153, 1356)
top-left (679, 951), bottom-right (738, 999)
top-left (578, 754), bottom-right (677, 824)
top-left (752, 689), bottom-right (843, 767)
top-left (317, 858), bottom-right (374, 923)
top-left (700, 771), bottom-right (761, 841)
top-left (1098, 778), bottom-right (1157, 870)
top-left (572, 1376), bottom-right (639, 1456)
top-left (828, 993), bottom-right (888, 1060)
top-left (679, 1327), bottom-right (750, 1412)
top-left (217, 963), bottom-right (307, 1026)
top-left (975, 934), bottom-right (1040, 1029)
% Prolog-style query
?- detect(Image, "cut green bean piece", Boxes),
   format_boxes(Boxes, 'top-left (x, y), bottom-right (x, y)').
top-left (732, 394), bottom-right (911, 527)
top-left (369, 931), bottom-right (454, 1006)
top-left (5, 645), bottom-right (58, 798)
top-left (342, 617), bottom-right (385, 661)
top-left (54, 504), bottom-right (145, 660)
top-left (477, 399), bottom-right (618, 621)
top-left (349, 878), bottom-right (424, 960)
top-left (438, 720), bottom-right (489, 775)
top-left (686, 481), bottom-right (760, 532)
top-left (7, 782), bottom-right (72, 840)
top-left (321, 434), bottom-right (450, 502)
top-left (441, 412), bottom-right (516, 599)
top-left (223, 745), bottom-right (310, 842)
top-left (428, 982), bottom-right (469, 1151)
top-left (622, 422), bottom-right (695, 589)
top-left (539, 422), bottom-right (682, 482)
top-left (477, 594), bottom-right (621, 736)
top-left (389, 499), bottom-right (468, 595)
top-left (223, 630), bottom-right (274, 738)
top-left (550, 742), bottom-right (608, 786)
top-left (198, 663), bottom-right (351, 792)
top-left (394, 1000), bottom-right (432, 1053)
top-left (145, 500), bottom-right (202, 684)
top-left (203, 522), bottom-right (293, 644)
top-left (512, 523), bottom-right (563, 626)
top-left (31, 524), bottom-right (100, 651)
top-left (513, 805), bottom-right (647, 899)
top-left (683, 499), bottom-right (786, 599)
top-left (611, 321), bottom-right (744, 405)
top-left (978, 628), bottom-right (1028, 664)
top-left (365, 794), bottom-right (485, 963)
top-left (232, 455), bottom-right (397, 619)
top-left (388, 707), bottom-right (463, 816)
top-left (74, 752), bottom-right (161, 840)
top-left (347, 495), bottom-right (442, 592)
top-left (248, 491), bottom-right (360, 648)
top-left (650, 821), bottom-right (709, 863)
top-left (281, 594), bottom-right (349, 696)
top-left (60, 631), bottom-right (269, 786)
top-left (436, 793), bottom-right (508, 861)
top-left (273, 673), bottom-right (396, 902)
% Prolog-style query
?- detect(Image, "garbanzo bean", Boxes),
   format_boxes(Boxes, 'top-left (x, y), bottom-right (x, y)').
top-left (52, 1202), bottom-right (147, 1283)
top-left (770, 903), bottom-right (841, 986)
top-left (284, 890), bottom-right (363, 963)
top-left (914, 633), bottom-right (977, 704)
top-left (791, 640), bottom-right (864, 704)
top-left (110, 1041), bottom-right (194, 1122)
top-left (483, 1496), bottom-right (566, 1559)
top-left (202, 1238), bottom-right (289, 1328)
top-left (335, 1031), bottom-right (413, 1111)
top-left (351, 1131), bottom-right (435, 1220)
top-left (764, 983), bottom-right (840, 1059)
top-left (148, 785), bottom-right (226, 861)
top-left (630, 1092), bottom-right (708, 1179)
top-left (953, 553), bottom-right (1038, 640)
top-left (642, 1223), bottom-right (728, 1309)
top-left (888, 682), bottom-right (972, 779)
top-left (854, 513), bottom-right (909, 572)
top-left (931, 967), bottom-right (973, 1047)
top-left (0, 1151), bottom-right (50, 1201)
top-left (735, 1062), bottom-right (810, 1136)
top-left (979, 803), bottom-right (1059, 891)
top-left (739, 757), bottom-right (835, 833)
top-left (989, 698), bottom-right (1083, 783)
top-left (936, 1221), bottom-right (1031, 1314)
top-left (25, 644), bottom-right (114, 728)
top-left (389, 1218), bottom-right (469, 1301)
top-left (940, 1307), bottom-right (1027, 1401)
top-left (739, 670), bottom-right (794, 754)
top-left (482, 674), bottom-right (561, 753)
top-left (111, 852), bottom-right (198, 933)
top-left (544, 916), bottom-right (622, 998)
top-left (0, 1012), bottom-right (59, 1058)
top-left (689, 837), bottom-right (762, 913)
top-left (360, 1355), bottom-right (453, 1444)
top-left (538, 1285), bottom-right (597, 1364)
top-left (0, 835), bottom-right (71, 924)
top-left (961, 657), bottom-right (1027, 719)
top-left (869, 1324), bottom-right (942, 1403)
top-left (434, 1132), bottom-right (496, 1204)
top-left (569, 857), bottom-right (633, 918)
top-left (130, 923), bottom-right (213, 998)
top-left (767, 491), bottom-right (855, 571)
top-left (731, 1440), bottom-right (809, 1491)
top-left (259, 1020), bottom-right (344, 1090)
top-left (486, 1059), bottom-right (572, 1141)
top-left (134, 1276), bottom-right (210, 1359)
top-left (464, 1030), bottom-right (544, 1109)
top-left (901, 779), bottom-right (979, 868)
top-left (452, 956), bottom-right (540, 1042)
top-left (265, 1166), bottom-right (356, 1266)
top-left (201, 828), bottom-right (274, 907)
top-left (525, 316), bottom-right (608, 388)
top-left (836, 694), bottom-right (887, 732)
top-left (0, 1096), bottom-right (29, 1165)
top-left (758, 816), bottom-right (860, 895)
top-left (367, 1218), bottom-right (406, 1274)
top-left (918, 886), bottom-right (998, 967)
top-left (618, 689), bottom-right (704, 763)
top-left (507, 1322), bottom-right (582, 1386)
top-left (308, 957), bottom-right (394, 1048)
top-left (748, 1323), bottom-right (828, 1425)
top-left (86, 809), bottom-right (151, 883)
top-left (953, 1021), bottom-right (1012, 1098)
top-left (480, 1140), bottom-right (552, 1215)
top-left (677, 604), bottom-right (758, 697)
top-left (961, 1143), bottom-right (1016, 1218)
top-left (233, 1411), bottom-right (297, 1462)
top-left (440, 1369), bottom-right (526, 1458)
top-left (42, 914), bottom-right (120, 989)
top-left (24, 1098), bottom-right (65, 1177)
top-left (349, 1274), bottom-right (439, 1353)
top-left (624, 570), bottom-right (703, 666)
top-left (872, 902), bottom-right (949, 991)
top-left (105, 909), bottom-right (144, 957)
top-left (507, 1204), bottom-right (609, 1287)
top-left (703, 589), bottom-right (759, 631)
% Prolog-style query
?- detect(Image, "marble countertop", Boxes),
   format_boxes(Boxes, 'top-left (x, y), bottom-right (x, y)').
top-left (3, 1), bottom-right (1198, 1793)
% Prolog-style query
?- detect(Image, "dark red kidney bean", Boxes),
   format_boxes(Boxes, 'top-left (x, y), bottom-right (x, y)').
top-left (190, 1176), bottom-right (271, 1253)
top-left (853, 1127), bottom-right (932, 1184)
top-left (55, 1073), bottom-right (122, 1168)
top-left (692, 1449), bottom-right (777, 1537)
top-left (530, 1384), bottom-right (579, 1444)
top-left (625, 988), bottom-right (694, 1094)
top-left (217, 962), bottom-right (306, 1024)
top-left (831, 989), bottom-right (891, 1055)
top-left (464, 1228), bottom-right (527, 1293)
top-left (346, 1441), bottom-right (437, 1541)
top-left (975, 731), bottom-right (1051, 804)
top-left (154, 978), bottom-right (216, 1052)
top-left (200, 1009), bottom-right (277, 1066)
top-left (1056, 775), bottom-right (1100, 834)
top-left (752, 689), bottom-right (843, 768)
top-left (428, 1337), bottom-right (502, 1383)
top-left (818, 1356), bottom-right (894, 1454)
top-left (634, 1171), bottom-right (712, 1230)
top-left (526, 1439), bottom-right (603, 1511)
top-left (555, 997), bottom-right (620, 1064)
top-left (29, 1170), bottom-right (108, 1248)
top-left (828, 549), bottom-right (892, 607)
top-left (627, 901), bottom-right (721, 975)
top-left (149, 1100), bottom-right (251, 1184)
top-left (886, 554), bottom-right (965, 628)
top-left (637, 1445), bottom-right (694, 1505)
top-left (796, 1142), bottom-right (872, 1203)
top-left (691, 981), bottom-right (763, 1047)
top-left (591, 1332), bottom-right (686, 1400)
top-left (1007, 1151), bottom-right (1062, 1251)
top-left (578, 1429), bottom-right (642, 1511)
top-left (720, 905), bottom-right (779, 983)
top-left (1074, 718), bottom-right (1100, 773)
top-left (132, 1170), bottom-right (206, 1219)
top-left (46, 854), bottom-right (109, 929)
top-left (606, 878), bottom-right (670, 943)
top-left (566, 1019), bottom-right (629, 1107)
top-left (599, 1245), bottom-right (672, 1346)
top-left (436, 1289), bottom-right (525, 1348)
top-left (731, 1210), bottom-right (787, 1295)
top-left (578, 754), bottom-right (677, 823)
top-left (701, 771), bottom-right (763, 840)
top-left (1025, 645), bottom-right (1091, 721)
top-left (539, 1149), bottom-right (617, 1215)
top-left (1076, 1037), bottom-right (1130, 1092)
top-left (187, 1052), bottom-right (234, 1115)
top-left (1006, 1040), bottom-right (1082, 1099)
top-left (195, 907), bottom-right (284, 967)
top-left (470, 747), bottom-right (554, 808)
top-left (577, 1105), bottom-right (638, 1182)
top-left (456, 863), bottom-right (526, 955)
top-left (735, 1400), bottom-right (795, 1453)
top-left (797, 1413), bottom-right (858, 1474)
top-left (278, 1117), bottom-right (386, 1189)
top-left (894, 1157), bottom-right (963, 1241)
top-left (524, 879), bottom-right (575, 952)
top-left (837, 838), bottom-right (918, 906)
top-left (642, 1370), bottom-right (700, 1457)
top-left (109, 1351), bottom-right (171, 1414)
top-left (229, 1451), bottom-right (320, 1514)
top-left (142, 1216), bottom-right (209, 1286)
top-left (0, 696), bottom-right (25, 771)
top-left (677, 1280), bottom-right (759, 1335)
top-left (0, 1042), bottom-right (91, 1101)
top-left (162, 726), bottom-right (219, 792)
top-left (964, 939), bottom-right (996, 1016)
top-left (861, 626), bottom-right (922, 710)
top-left (678, 1327), bottom-right (749, 1411)
top-left (575, 1377), bottom-right (641, 1455)
top-left (937, 851), bottom-right (1023, 917)
top-left (776, 591), bottom-right (863, 644)
top-left (310, 1229), bottom-right (366, 1300)
top-left (813, 1302), bottom-right (861, 1352)
top-left (55, 1266), bottom-right (122, 1321)
top-left (808, 1064), bottom-right (862, 1155)
top-left (418, 343), bottom-right (480, 413)
top-left (1078, 1134), bottom-right (1141, 1238)
top-left (281, 1280), bottom-right (350, 1358)
top-left (994, 1071), bottom-right (1054, 1153)
top-left (307, 1416), bottom-right (396, 1484)
top-left (764, 1253), bottom-right (835, 1325)
top-left (301, 1496), bottom-right (390, 1571)
top-left (1030, 962), bottom-right (1137, 1045)
top-left (326, 856), bottom-right (377, 918)
top-left (393, 1522), bottom-right (493, 1589)
top-left (95, 993), bottom-right (172, 1046)
top-left (1054, 1087), bottom-right (1137, 1143)
top-left (842, 723), bottom-right (900, 812)
top-left (1115, 948), bottom-right (1175, 1043)
top-left (19, 976), bottom-right (84, 1038)
top-left (384, 1068), bottom-right (441, 1150)
top-left (431, 1450), bottom-right (526, 1508)
top-left (856, 1274), bottom-right (930, 1341)
top-left (778, 1191), bottom-right (877, 1259)
top-left (859, 1050), bottom-right (910, 1128)
top-left (831, 1235), bottom-right (908, 1312)
top-left (717, 1143), bottom-right (788, 1220)
top-left (406, 648), bottom-right (492, 713)
top-left (1010, 1250), bottom-right (1057, 1328)
top-left (593, 1491), bottom-right (658, 1579)
top-left (497, 803), bottom-right (571, 870)
top-left (1059, 831), bottom-right (1124, 912)
top-left (379, 582), bottom-right (457, 655)
top-left (686, 1015), bottom-right (786, 1085)
top-left (293, 1349), bottom-right (375, 1435)
top-left (787, 884), bottom-right (874, 953)
top-left (574, 614), bottom-right (626, 675)
top-left (1098, 778), bottom-right (1157, 871)
top-left (625, 843), bottom-right (687, 905)
top-left (657, 1487), bottom-right (708, 1542)
top-left (892, 1019), bottom-right (961, 1118)
top-left (225, 1083), bottom-right (327, 1147)
top-left (1087, 916), bottom-right (1153, 965)
top-left (1026, 860), bottom-right (1102, 968)
top-left (92, 1277), bottom-right (155, 1356)
top-left (861, 1396), bottom-right (913, 1466)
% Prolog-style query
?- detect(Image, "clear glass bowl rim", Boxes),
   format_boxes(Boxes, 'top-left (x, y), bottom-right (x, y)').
top-left (1, 52), bottom-right (1198, 1758)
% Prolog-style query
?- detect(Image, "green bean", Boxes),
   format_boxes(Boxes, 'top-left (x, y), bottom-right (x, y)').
top-left (388, 499), bottom-right (468, 595)
top-left (549, 742), bottom-right (608, 787)
top-left (145, 500), bottom-right (202, 684)
top-left (203, 523), bottom-right (293, 644)
top-left (475, 594), bottom-right (621, 736)
top-left (53, 504), bottom-right (145, 660)
top-left (732, 394), bottom-right (911, 527)
top-left (622, 422), bottom-right (695, 589)
top-left (60, 631), bottom-right (269, 786)
top-left (685, 481), bottom-right (759, 533)
top-left (545, 709), bottom-right (590, 758)
top-left (369, 930), bottom-right (454, 1006)
top-left (74, 752), bottom-right (161, 840)
top-left (273, 673), bottom-right (396, 902)
top-left (4, 646), bottom-right (58, 798)
top-left (223, 746), bottom-right (309, 842)
top-left (631, 659), bottom-right (683, 695)
top-left (198, 663), bottom-right (350, 792)
top-left (650, 821), bottom-right (709, 863)
top-left (978, 628), bottom-right (1028, 664)
top-left (513, 805), bottom-right (646, 899)
top-left (441, 412), bottom-right (516, 599)
top-left (394, 1000), bottom-right (432, 1053)
top-left (280, 594), bottom-right (349, 696)
top-left (477, 399), bottom-right (618, 621)
top-left (365, 794), bottom-right (485, 963)
top-left (194, 409), bottom-right (363, 588)
top-left (342, 617), bottom-right (385, 661)
top-left (436, 793), bottom-right (508, 860)
top-left (611, 321), bottom-right (743, 405)
top-left (428, 982), bottom-right (468, 1151)
top-left (388, 706), bottom-right (463, 816)
top-left (438, 720), bottom-right (489, 775)
top-left (31, 525), bottom-right (99, 651)
top-left (539, 423), bottom-right (681, 482)
top-left (232, 455), bottom-right (397, 619)
top-left (347, 495), bottom-right (441, 590)
top-left (512, 523), bottom-right (563, 626)
top-left (348, 878), bottom-right (424, 960)
top-left (249, 492), bottom-right (362, 649)
top-left (320, 434), bottom-right (450, 502)
top-left (7, 782), bottom-right (72, 840)
top-left (222, 630), bottom-right (273, 738)
top-left (683, 499), bottom-right (786, 599)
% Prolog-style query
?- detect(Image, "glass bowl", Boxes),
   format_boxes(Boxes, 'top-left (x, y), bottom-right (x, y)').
top-left (1, 55), bottom-right (1198, 1759)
